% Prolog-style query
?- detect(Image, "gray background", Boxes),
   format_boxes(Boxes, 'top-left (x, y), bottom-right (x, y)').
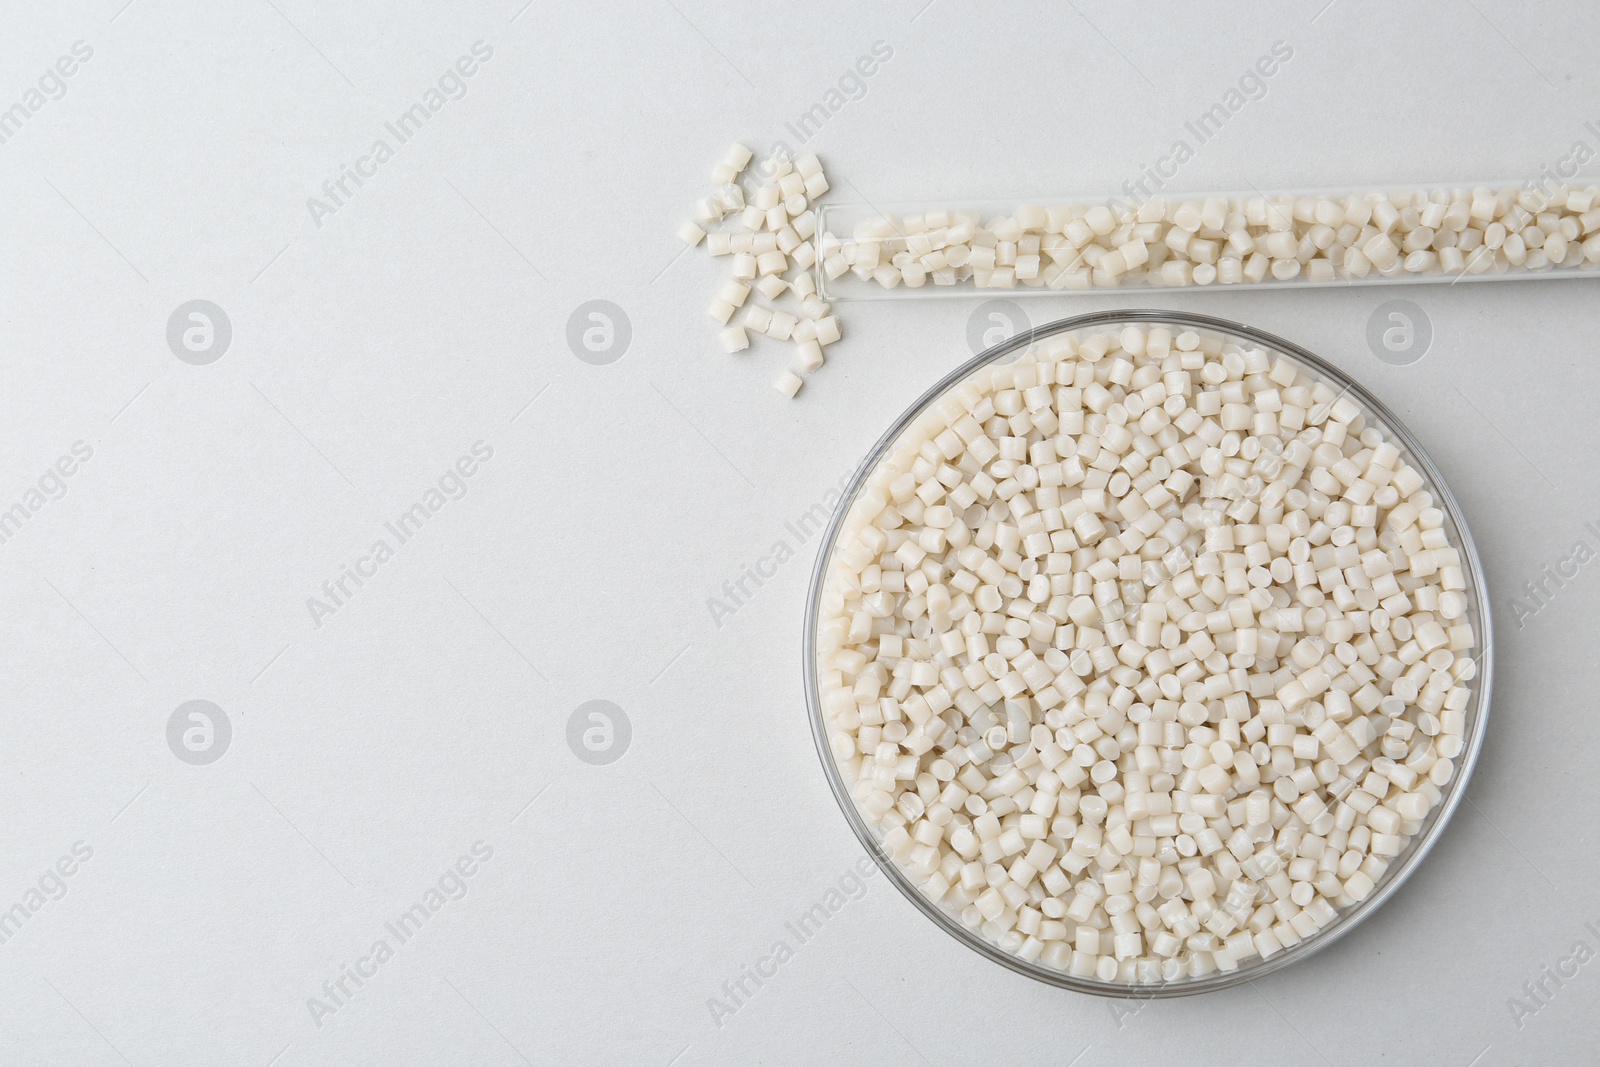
top-left (0, 0), bottom-right (1595, 1063)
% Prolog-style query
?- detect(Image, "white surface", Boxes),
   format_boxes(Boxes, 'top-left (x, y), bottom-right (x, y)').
top-left (1, 1), bottom-right (1597, 1064)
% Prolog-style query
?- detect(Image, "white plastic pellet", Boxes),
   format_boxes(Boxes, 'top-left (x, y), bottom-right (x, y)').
top-left (757, 250), bottom-right (788, 277)
top-left (678, 220), bottom-right (706, 247)
top-left (816, 323), bottom-right (1479, 985)
top-left (694, 197), bottom-right (723, 224)
top-left (774, 370), bottom-right (803, 398)
top-left (767, 310), bottom-right (798, 341)
top-left (718, 325), bottom-right (749, 353)
top-left (741, 304), bottom-right (773, 334)
top-left (723, 142), bottom-right (753, 173)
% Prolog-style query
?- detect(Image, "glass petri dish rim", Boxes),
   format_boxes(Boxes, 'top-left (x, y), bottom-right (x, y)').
top-left (801, 308), bottom-right (1494, 998)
